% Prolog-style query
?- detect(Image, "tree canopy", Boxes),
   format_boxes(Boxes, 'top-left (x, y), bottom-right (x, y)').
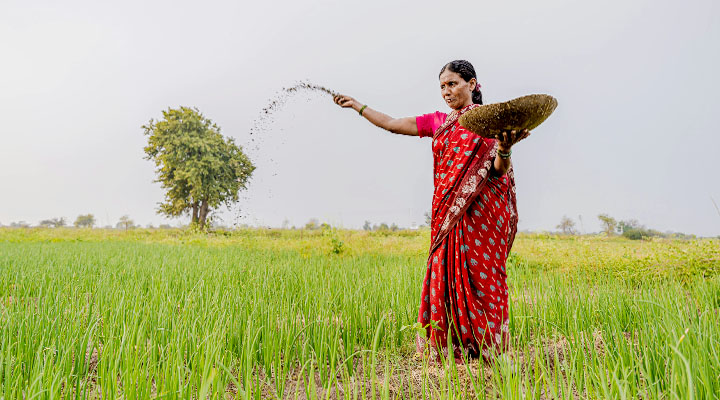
top-left (143, 107), bottom-right (255, 229)
top-left (597, 214), bottom-right (617, 236)
top-left (39, 217), bottom-right (66, 228)
top-left (116, 215), bottom-right (135, 230)
top-left (556, 215), bottom-right (576, 235)
top-left (74, 214), bottom-right (96, 228)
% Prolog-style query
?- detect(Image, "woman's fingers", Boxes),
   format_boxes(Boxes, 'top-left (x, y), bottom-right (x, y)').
top-left (334, 95), bottom-right (355, 108)
top-left (498, 129), bottom-right (531, 148)
top-left (333, 94), bottom-right (347, 106)
top-left (516, 129), bottom-right (530, 143)
top-left (500, 130), bottom-right (514, 144)
top-left (500, 131), bottom-right (509, 143)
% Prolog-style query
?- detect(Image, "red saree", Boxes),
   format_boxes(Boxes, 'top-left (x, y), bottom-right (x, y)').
top-left (416, 104), bottom-right (518, 360)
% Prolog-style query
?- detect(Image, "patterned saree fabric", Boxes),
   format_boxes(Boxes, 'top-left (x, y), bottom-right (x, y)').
top-left (415, 104), bottom-right (518, 360)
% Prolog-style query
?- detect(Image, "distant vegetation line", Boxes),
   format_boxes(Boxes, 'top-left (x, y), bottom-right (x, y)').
top-left (2, 211), bottom-right (715, 239)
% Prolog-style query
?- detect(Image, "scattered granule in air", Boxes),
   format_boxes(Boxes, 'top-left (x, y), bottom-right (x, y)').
top-left (249, 81), bottom-right (338, 143)
top-left (235, 81), bottom-right (339, 225)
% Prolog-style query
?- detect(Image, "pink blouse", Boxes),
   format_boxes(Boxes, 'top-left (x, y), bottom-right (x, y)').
top-left (416, 111), bottom-right (448, 138)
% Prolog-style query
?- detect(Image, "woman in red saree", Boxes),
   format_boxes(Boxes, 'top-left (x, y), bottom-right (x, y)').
top-left (334, 60), bottom-right (530, 361)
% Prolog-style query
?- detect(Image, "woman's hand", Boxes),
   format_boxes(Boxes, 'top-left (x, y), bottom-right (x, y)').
top-left (497, 129), bottom-right (530, 152)
top-left (492, 129), bottom-right (529, 176)
top-left (333, 94), bottom-right (361, 111)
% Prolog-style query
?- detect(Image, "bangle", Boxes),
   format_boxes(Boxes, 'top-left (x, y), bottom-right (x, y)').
top-left (498, 149), bottom-right (512, 159)
top-left (359, 105), bottom-right (368, 116)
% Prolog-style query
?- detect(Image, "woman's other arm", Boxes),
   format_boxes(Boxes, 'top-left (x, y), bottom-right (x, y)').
top-left (333, 94), bottom-right (419, 136)
top-left (492, 129), bottom-right (530, 176)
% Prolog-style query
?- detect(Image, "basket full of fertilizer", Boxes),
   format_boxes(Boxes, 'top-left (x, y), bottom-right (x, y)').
top-left (458, 94), bottom-right (558, 139)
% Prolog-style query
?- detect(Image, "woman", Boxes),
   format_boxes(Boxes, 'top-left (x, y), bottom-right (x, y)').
top-left (333, 60), bottom-right (529, 361)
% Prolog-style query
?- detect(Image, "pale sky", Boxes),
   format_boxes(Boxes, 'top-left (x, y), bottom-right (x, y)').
top-left (1, 0), bottom-right (719, 236)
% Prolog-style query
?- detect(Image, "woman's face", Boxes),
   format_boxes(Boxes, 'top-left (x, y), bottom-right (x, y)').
top-left (439, 70), bottom-right (476, 110)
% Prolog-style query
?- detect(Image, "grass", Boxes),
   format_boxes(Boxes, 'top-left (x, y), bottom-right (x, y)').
top-left (0, 227), bottom-right (718, 399)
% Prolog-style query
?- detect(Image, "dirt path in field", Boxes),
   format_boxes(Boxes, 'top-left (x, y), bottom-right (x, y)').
top-left (243, 326), bottom-right (647, 399)
top-left (69, 326), bottom-right (642, 399)
top-left (222, 331), bottom-right (620, 400)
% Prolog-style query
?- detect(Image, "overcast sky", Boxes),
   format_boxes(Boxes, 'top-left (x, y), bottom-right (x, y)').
top-left (1, 0), bottom-right (719, 235)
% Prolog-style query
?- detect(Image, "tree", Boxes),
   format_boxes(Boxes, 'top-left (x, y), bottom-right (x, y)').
top-left (617, 219), bottom-right (665, 240)
top-left (304, 218), bottom-right (320, 230)
top-left (143, 107), bottom-right (255, 230)
top-left (617, 219), bottom-right (641, 234)
top-left (116, 215), bottom-right (134, 231)
top-left (74, 214), bottom-right (96, 228)
top-left (363, 221), bottom-right (372, 231)
top-left (597, 214), bottom-right (617, 236)
top-left (39, 217), bottom-right (66, 228)
top-left (556, 215), bottom-right (576, 235)
top-left (424, 211), bottom-right (432, 226)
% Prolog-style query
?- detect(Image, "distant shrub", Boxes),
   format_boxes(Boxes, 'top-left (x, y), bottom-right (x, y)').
top-left (618, 219), bottom-right (692, 240)
top-left (622, 228), bottom-right (648, 240)
top-left (375, 223), bottom-right (390, 232)
top-left (211, 229), bottom-right (233, 237)
top-left (322, 228), bottom-right (344, 254)
top-left (304, 219), bottom-right (320, 230)
top-left (330, 236), bottom-right (344, 254)
top-left (622, 227), bottom-right (693, 241)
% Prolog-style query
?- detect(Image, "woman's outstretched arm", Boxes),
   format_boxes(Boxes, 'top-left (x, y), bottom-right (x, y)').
top-left (333, 94), bottom-right (419, 136)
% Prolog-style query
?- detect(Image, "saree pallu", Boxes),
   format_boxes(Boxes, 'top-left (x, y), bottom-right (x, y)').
top-left (416, 104), bottom-right (518, 360)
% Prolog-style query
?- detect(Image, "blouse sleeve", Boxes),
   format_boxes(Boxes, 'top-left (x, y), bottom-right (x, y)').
top-left (415, 111), bottom-right (447, 138)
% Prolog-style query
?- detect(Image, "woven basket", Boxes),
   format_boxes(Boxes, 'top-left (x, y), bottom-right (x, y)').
top-left (458, 94), bottom-right (558, 138)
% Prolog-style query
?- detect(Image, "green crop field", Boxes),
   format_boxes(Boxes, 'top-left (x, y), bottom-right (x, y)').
top-left (1, 227), bottom-right (719, 399)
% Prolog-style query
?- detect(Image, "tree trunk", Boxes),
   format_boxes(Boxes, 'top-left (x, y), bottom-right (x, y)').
top-left (198, 200), bottom-right (209, 229)
top-left (192, 202), bottom-right (199, 225)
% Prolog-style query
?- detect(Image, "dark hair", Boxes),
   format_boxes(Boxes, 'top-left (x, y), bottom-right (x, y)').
top-left (439, 60), bottom-right (483, 105)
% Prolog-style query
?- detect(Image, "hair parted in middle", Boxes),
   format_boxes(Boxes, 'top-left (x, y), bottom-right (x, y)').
top-left (439, 60), bottom-right (483, 105)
